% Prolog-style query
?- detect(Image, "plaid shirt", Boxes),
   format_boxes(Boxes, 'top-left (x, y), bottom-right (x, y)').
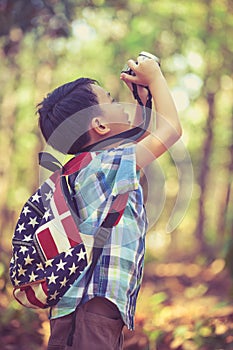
top-left (50, 145), bottom-right (148, 330)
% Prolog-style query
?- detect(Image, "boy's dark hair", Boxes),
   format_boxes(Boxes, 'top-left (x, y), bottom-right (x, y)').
top-left (37, 77), bottom-right (101, 154)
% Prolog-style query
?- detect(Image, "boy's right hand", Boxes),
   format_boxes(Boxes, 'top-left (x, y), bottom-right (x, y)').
top-left (120, 55), bottom-right (162, 88)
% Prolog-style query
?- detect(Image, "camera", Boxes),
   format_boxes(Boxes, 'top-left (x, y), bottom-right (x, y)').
top-left (121, 51), bottom-right (160, 76)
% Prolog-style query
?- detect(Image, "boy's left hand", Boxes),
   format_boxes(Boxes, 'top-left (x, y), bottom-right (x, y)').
top-left (136, 85), bottom-right (150, 105)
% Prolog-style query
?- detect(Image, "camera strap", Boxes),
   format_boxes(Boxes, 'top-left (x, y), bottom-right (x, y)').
top-left (121, 82), bottom-right (152, 141)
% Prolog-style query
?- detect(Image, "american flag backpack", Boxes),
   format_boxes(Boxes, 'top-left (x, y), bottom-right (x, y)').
top-left (9, 152), bottom-right (128, 309)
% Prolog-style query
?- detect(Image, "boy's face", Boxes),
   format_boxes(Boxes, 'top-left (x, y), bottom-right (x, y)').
top-left (91, 84), bottom-right (131, 136)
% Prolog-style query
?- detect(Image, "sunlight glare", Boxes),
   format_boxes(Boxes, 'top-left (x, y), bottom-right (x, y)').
top-left (72, 19), bottom-right (96, 41)
top-left (187, 52), bottom-right (204, 69)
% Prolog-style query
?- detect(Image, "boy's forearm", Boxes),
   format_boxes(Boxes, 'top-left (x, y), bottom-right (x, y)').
top-left (149, 73), bottom-right (182, 138)
top-left (131, 74), bottom-right (181, 145)
top-left (133, 102), bottom-right (153, 133)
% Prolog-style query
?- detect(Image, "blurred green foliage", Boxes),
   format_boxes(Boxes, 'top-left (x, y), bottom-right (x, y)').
top-left (0, 0), bottom-right (232, 349)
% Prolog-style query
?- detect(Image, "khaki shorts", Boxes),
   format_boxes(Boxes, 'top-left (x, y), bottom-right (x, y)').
top-left (47, 297), bottom-right (125, 350)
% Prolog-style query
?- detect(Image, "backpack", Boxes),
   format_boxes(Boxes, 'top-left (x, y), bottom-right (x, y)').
top-left (9, 152), bottom-right (128, 309)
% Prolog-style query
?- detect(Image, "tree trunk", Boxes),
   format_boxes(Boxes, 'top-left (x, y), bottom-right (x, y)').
top-left (194, 92), bottom-right (215, 256)
top-left (217, 111), bottom-right (233, 241)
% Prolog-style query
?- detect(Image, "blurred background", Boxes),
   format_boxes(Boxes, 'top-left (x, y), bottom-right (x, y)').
top-left (0, 0), bottom-right (232, 349)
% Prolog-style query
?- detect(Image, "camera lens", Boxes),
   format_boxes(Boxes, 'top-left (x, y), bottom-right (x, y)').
top-left (121, 64), bottom-right (135, 76)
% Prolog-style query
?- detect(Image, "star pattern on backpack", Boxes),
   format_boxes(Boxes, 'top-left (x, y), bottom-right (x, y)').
top-left (10, 172), bottom-right (88, 308)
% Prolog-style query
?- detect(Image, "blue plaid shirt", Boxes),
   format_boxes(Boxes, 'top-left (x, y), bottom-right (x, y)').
top-left (50, 144), bottom-right (148, 330)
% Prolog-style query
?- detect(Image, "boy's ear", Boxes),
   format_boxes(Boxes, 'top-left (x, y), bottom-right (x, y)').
top-left (91, 117), bottom-right (110, 135)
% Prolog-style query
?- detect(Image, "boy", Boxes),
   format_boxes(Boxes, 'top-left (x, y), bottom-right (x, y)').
top-left (37, 54), bottom-right (182, 350)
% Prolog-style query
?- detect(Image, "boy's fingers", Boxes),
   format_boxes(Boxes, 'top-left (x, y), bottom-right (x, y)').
top-left (120, 73), bottom-right (138, 84)
top-left (127, 59), bottom-right (137, 69)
